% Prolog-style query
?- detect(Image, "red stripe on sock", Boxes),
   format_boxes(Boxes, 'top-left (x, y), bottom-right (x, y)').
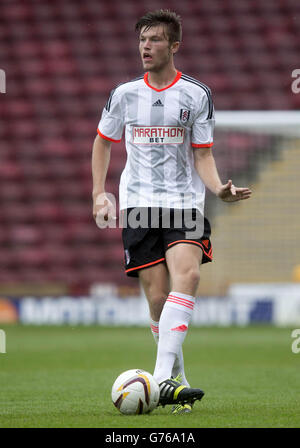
top-left (167, 298), bottom-right (194, 310)
top-left (168, 294), bottom-right (194, 303)
top-left (167, 294), bottom-right (194, 310)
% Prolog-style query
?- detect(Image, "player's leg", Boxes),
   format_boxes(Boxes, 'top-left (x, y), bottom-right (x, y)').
top-left (138, 262), bottom-right (169, 322)
top-left (155, 212), bottom-right (212, 391)
top-left (165, 242), bottom-right (203, 384)
top-left (166, 242), bottom-right (202, 295)
top-left (138, 263), bottom-right (188, 384)
top-left (153, 243), bottom-right (202, 383)
top-left (152, 243), bottom-right (205, 407)
top-left (139, 255), bottom-right (204, 409)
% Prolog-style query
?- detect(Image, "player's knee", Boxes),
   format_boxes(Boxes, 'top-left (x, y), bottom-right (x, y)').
top-left (148, 292), bottom-right (168, 320)
top-left (187, 268), bottom-right (200, 289)
top-left (149, 292), bottom-right (168, 307)
top-left (176, 266), bottom-right (200, 291)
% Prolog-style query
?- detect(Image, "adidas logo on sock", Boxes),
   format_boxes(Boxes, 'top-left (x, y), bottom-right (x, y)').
top-left (171, 324), bottom-right (188, 332)
top-left (152, 99), bottom-right (164, 107)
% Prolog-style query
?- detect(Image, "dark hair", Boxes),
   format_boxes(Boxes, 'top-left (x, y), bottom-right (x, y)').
top-left (135, 9), bottom-right (182, 43)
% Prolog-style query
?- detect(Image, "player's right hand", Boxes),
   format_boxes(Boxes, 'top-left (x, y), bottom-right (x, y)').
top-left (217, 179), bottom-right (252, 202)
top-left (93, 193), bottom-right (117, 228)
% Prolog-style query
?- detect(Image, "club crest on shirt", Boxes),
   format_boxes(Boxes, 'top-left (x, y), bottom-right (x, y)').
top-left (180, 109), bottom-right (191, 123)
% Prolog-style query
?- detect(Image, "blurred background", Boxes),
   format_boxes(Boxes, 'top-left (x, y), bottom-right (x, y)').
top-left (0, 0), bottom-right (300, 326)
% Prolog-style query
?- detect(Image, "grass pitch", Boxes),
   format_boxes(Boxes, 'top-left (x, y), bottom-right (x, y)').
top-left (0, 324), bottom-right (299, 428)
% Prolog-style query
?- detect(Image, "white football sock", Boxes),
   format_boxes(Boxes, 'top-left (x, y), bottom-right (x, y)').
top-left (150, 319), bottom-right (159, 344)
top-left (150, 318), bottom-right (190, 387)
top-left (153, 291), bottom-right (195, 384)
top-left (172, 350), bottom-right (190, 387)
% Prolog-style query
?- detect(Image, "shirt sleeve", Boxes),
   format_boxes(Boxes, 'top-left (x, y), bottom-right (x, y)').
top-left (97, 88), bottom-right (124, 142)
top-left (191, 91), bottom-right (215, 148)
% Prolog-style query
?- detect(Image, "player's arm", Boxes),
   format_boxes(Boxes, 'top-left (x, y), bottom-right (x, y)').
top-left (193, 147), bottom-right (252, 202)
top-left (92, 86), bottom-right (124, 224)
top-left (92, 134), bottom-right (114, 221)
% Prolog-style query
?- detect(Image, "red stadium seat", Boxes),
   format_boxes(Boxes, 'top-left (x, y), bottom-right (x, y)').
top-left (32, 203), bottom-right (65, 223)
top-left (9, 225), bottom-right (43, 246)
top-left (14, 248), bottom-right (51, 267)
top-left (65, 223), bottom-right (100, 245)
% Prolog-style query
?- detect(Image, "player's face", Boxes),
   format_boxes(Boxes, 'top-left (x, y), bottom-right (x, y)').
top-left (139, 25), bottom-right (178, 72)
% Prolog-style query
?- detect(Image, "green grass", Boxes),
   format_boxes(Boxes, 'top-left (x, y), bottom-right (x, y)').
top-left (0, 325), bottom-right (299, 428)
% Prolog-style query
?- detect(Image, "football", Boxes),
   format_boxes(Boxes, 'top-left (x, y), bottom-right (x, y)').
top-left (111, 368), bottom-right (160, 415)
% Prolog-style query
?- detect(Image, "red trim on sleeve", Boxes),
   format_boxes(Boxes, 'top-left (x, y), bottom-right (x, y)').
top-left (191, 142), bottom-right (214, 148)
top-left (97, 129), bottom-right (121, 143)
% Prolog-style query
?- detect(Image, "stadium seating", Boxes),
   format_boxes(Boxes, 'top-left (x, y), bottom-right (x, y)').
top-left (0, 0), bottom-right (299, 294)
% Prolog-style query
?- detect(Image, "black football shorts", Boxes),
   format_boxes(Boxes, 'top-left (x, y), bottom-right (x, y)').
top-left (121, 207), bottom-right (212, 278)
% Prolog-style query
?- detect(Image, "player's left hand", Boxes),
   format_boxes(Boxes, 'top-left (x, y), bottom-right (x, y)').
top-left (94, 193), bottom-right (117, 228)
top-left (217, 180), bottom-right (252, 202)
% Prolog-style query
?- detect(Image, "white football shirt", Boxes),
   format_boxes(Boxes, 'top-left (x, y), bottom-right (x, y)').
top-left (97, 71), bottom-right (215, 213)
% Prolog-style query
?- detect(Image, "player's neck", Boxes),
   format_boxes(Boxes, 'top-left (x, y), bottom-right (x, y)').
top-left (147, 65), bottom-right (178, 90)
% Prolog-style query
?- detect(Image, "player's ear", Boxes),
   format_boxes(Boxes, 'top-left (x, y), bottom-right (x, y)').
top-left (171, 41), bottom-right (180, 55)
